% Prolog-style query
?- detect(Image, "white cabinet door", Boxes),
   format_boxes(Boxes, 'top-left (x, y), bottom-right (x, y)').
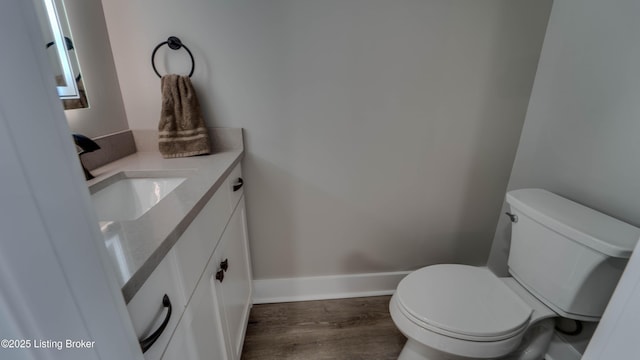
top-left (213, 198), bottom-right (253, 360)
top-left (162, 258), bottom-right (227, 360)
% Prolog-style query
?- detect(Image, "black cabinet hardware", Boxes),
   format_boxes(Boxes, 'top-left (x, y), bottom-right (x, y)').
top-left (233, 178), bottom-right (244, 192)
top-left (216, 269), bottom-right (225, 282)
top-left (139, 294), bottom-right (172, 353)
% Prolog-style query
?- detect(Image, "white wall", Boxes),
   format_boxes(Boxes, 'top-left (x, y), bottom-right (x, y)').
top-left (63, 0), bottom-right (128, 137)
top-left (488, 0), bottom-right (640, 276)
top-left (102, 0), bottom-right (551, 279)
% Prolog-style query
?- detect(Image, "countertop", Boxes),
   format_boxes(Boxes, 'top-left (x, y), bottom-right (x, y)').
top-left (88, 149), bottom-right (243, 303)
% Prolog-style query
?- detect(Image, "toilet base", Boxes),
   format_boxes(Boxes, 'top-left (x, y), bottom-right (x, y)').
top-left (398, 339), bottom-right (472, 360)
top-left (501, 318), bottom-right (555, 360)
top-left (396, 319), bottom-right (555, 360)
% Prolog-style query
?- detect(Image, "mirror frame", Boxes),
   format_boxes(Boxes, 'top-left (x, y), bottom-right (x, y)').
top-left (43, 0), bottom-right (79, 99)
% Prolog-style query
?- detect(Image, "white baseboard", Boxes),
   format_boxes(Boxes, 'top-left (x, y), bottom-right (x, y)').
top-left (252, 271), bottom-right (411, 304)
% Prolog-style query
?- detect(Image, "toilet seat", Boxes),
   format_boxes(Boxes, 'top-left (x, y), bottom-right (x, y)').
top-left (395, 265), bottom-right (532, 341)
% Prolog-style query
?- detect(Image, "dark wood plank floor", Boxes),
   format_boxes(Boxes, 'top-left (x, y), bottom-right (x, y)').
top-left (241, 296), bottom-right (406, 360)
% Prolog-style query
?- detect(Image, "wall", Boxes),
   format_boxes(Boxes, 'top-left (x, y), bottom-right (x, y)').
top-left (488, 0), bottom-right (640, 276)
top-left (62, 0), bottom-right (128, 138)
top-left (102, 0), bottom-right (551, 280)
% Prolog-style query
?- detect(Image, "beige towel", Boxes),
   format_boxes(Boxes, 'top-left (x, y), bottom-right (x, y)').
top-left (158, 74), bottom-right (211, 158)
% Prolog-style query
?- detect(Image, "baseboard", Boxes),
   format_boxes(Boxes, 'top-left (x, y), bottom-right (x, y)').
top-left (252, 271), bottom-right (411, 304)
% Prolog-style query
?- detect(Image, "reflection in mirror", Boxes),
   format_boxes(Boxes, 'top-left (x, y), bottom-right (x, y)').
top-left (33, 0), bottom-right (89, 109)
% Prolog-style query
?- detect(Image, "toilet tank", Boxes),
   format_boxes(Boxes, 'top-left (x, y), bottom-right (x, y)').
top-left (506, 189), bottom-right (640, 321)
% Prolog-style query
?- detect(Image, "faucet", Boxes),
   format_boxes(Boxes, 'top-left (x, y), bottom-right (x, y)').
top-left (72, 133), bottom-right (100, 180)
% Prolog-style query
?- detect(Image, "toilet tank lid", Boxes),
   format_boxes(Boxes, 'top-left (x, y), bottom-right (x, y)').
top-left (506, 189), bottom-right (640, 258)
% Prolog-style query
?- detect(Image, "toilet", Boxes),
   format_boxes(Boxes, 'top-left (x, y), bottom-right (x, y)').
top-left (390, 189), bottom-right (640, 360)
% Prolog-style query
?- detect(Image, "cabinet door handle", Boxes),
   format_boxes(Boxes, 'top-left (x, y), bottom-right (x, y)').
top-left (215, 269), bottom-right (225, 282)
top-left (232, 178), bottom-right (244, 192)
top-left (220, 258), bottom-right (229, 272)
top-left (139, 294), bottom-right (172, 353)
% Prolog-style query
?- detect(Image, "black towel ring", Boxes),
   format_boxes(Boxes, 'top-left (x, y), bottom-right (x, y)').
top-left (151, 36), bottom-right (195, 78)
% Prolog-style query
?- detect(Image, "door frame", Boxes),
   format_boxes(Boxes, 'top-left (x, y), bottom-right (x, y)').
top-left (0, 1), bottom-right (142, 359)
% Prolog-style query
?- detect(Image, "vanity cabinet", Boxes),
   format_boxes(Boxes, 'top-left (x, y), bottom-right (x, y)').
top-left (126, 163), bottom-right (252, 360)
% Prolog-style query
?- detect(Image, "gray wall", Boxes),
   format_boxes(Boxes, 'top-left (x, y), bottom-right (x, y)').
top-left (63, 0), bottom-right (128, 138)
top-left (102, 0), bottom-right (552, 280)
top-left (488, 0), bottom-right (640, 276)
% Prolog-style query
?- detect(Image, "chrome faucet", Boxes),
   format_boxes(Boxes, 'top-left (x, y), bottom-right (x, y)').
top-left (72, 134), bottom-right (100, 180)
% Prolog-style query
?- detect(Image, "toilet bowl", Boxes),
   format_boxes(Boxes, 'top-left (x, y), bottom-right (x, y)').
top-left (389, 189), bottom-right (640, 360)
top-left (389, 265), bottom-right (556, 360)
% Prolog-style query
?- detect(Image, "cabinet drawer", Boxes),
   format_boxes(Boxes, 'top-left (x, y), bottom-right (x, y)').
top-left (227, 163), bottom-right (244, 209)
top-left (173, 184), bottom-right (232, 301)
top-left (127, 249), bottom-right (186, 360)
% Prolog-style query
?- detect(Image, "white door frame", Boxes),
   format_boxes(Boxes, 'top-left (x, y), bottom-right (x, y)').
top-left (583, 237), bottom-right (640, 359)
top-left (0, 1), bottom-right (142, 359)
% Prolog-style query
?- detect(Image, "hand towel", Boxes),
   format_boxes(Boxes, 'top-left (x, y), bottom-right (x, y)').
top-left (158, 74), bottom-right (211, 158)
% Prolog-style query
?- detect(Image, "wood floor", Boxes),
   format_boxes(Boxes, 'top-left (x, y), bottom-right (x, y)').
top-left (241, 296), bottom-right (406, 360)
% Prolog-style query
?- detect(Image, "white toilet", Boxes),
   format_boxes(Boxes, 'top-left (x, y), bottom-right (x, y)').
top-left (390, 189), bottom-right (640, 360)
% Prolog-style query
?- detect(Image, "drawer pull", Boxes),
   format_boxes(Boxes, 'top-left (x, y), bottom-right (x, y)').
top-left (232, 178), bottom-right (244, 192)
top-left (220, 258), bottom-right (229, 272)
top-left (216, 269), bottom-right (225, 282)
top-left (139, 294), bottom-right (172, 353)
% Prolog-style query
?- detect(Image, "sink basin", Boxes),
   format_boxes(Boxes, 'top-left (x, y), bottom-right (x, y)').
top-left (90, 171), bottom-right (189, 221)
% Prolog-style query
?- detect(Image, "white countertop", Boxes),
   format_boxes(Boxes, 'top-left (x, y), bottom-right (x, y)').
top-left (88, 149), bottom-right (243, 302)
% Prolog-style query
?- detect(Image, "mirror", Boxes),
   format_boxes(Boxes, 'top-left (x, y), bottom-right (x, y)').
top-left (33, 0), bottom-right (89, 109)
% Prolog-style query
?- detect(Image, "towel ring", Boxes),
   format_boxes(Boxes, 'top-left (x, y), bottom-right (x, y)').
top-left (151, 36), bottom-right (195, 78)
